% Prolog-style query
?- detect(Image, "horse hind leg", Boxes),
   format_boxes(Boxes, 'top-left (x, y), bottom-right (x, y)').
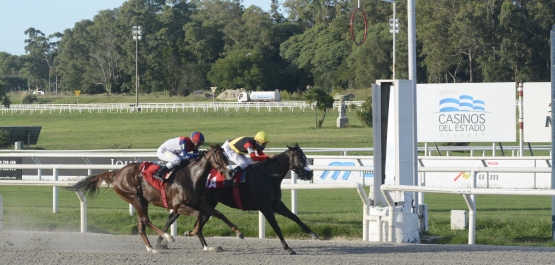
top-left (273, 201), bottom-right (319, 239)
top-left (210, 209), bottom-right (244, 239)
top-left (185, 209), bottom-right (243, 239)
top-left (132, 201), bottom-right (173, 253)
top-left (136, 214), bottom-right (158, 253)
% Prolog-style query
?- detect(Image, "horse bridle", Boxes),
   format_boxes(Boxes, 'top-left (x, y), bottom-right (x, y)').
top-left (279, 149), bottom-right (306, 177)
top-left (207, 148), bottom-right (228, 175)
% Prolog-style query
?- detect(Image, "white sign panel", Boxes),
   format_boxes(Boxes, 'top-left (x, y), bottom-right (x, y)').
top-left (522, 82), bottom-right (551, 142)
top-left (417, 83), bottom-right (516, 142)
top-left (419, 158), bottom-right (551, 189)
top-left (313, 159), bottom-right (373, 186)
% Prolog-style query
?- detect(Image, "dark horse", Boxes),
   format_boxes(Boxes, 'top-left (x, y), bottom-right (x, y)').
top-left (162, 144), bottom-right (317, 255)
top-left (68, 144), bottom-right (241, 253)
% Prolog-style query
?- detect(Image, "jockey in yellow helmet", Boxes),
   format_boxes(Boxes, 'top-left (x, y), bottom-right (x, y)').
top-left (221, 131), bottom-right (270, 186)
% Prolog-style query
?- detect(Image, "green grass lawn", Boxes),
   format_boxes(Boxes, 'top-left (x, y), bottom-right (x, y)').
top-left (0, 106), bottom-right (372, 150)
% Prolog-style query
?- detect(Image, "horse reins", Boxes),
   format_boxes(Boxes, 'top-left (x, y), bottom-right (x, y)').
top-left (276, 150), bottom-right (304, 176)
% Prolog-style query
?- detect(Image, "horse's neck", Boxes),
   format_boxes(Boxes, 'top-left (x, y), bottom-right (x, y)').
top-left (186, 158), bottom-right (213, 184)
top-left (259, 155), bottom-right (290, 180)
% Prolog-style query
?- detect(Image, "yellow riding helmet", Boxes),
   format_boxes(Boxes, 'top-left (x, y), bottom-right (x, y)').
top-left (254, 131), bottom-right (269, 144)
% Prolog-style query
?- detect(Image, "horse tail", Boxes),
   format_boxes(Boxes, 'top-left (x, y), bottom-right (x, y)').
top-left (67, 171), bottom-right (117, 198)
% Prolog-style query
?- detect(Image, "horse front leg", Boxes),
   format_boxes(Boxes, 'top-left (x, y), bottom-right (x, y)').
top-left (156, 211), bottom-right (180, 248)
top-left (273, 201), bottom-right (319, 239)
top-left (259, 206), bottom-right (296, 255)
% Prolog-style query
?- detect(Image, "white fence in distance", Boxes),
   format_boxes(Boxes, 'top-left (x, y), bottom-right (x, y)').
top-left (1, 101), bottom-right (365, 114)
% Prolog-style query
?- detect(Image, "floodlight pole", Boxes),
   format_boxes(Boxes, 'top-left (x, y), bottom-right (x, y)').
top-left (382, 0), bottom-right (398, 79)
top-left (132, 26), bottom-right (142, 112)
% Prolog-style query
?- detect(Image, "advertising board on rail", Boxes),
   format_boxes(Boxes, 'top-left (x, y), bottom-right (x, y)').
top-left (420, 159), bottom-right (551, 189)
top-left (312, 158), bottom-right (375, 186)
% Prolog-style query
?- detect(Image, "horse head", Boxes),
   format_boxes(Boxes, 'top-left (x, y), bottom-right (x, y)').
top-left (204, 144), bottom-right (233, 181)
top-left (286, 143), bottom-right (313, 181)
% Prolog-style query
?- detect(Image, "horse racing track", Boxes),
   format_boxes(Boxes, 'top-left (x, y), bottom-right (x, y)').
top-left (1, 230), bottom-right (554, 264)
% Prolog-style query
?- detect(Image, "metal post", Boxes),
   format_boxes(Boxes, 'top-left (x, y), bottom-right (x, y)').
top-left (550, 24), bottom-right (555, 241)
top-left (382, 0), bottom-right (397, 79)
top-left (392, 2), bottom-right (396, 79)
top-left (135, 36), bottom-right (138, 110)
top-left (518, 83), bottom-right (524, 156)
top-left (132, 26), bottom-right (142, 112)
top-left (0, 195), bottom-right (3, 231)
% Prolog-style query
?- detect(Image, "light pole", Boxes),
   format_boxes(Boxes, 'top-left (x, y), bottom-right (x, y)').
top-left (132, 26), bottom-right (142, 111)
top-left (382, 0), bottom-right (398, 79)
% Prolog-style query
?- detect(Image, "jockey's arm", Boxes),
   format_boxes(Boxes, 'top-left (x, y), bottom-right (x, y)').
top-left (249, 148), bottom-right (269, 161)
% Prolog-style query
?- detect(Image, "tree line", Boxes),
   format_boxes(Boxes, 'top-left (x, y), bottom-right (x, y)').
top-left (0, 0), bottom-right (554, 103)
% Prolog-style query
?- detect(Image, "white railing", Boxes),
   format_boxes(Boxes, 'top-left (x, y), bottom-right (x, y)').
top-left (0, 163), bottom-right (373, 239)
top-left (1, 101), bottom-right (365, 114)
top-left (382, 184), bottom-right (555, 245)
top-left (2, 160), bottom-right (555, 243)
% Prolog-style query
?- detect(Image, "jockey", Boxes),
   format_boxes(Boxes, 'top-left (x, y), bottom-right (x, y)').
top-left (153, 131), bottom-right (205, 181)
top-left (221, 131), bottom-right (270, 186)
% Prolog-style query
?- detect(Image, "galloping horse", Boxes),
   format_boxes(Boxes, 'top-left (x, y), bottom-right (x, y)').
top-left (68, 144), bottom-right (240, 253)
top-left (168, 144), bottom-right (316, 255)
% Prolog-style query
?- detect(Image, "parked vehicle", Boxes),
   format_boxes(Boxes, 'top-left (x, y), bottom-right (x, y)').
top-left (237, 90), bottom-right (281, 102)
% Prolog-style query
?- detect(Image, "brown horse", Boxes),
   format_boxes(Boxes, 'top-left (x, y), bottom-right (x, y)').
top-left (68, 144), bottom-right (240, 253)
top-left (168, 144), bottom-right (316, 255)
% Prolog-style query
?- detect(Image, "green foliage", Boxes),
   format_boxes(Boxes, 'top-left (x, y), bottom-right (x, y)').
top-left (303, 87), bottom-right (334, 128)
top-left (0, 79), bottom-right (11, 108)
top-left (2, 0), bottom-right (555, 97)
top-left (1, 95), bottom-right (10, 108)
top-left (208, 49), bottom-right (268, 91)
top-left (356, 96), bottom-right (372, 127)
top-left (21, 93), bottom-right (38, 104)
top-left (0, 129), bottom-right (9, 148)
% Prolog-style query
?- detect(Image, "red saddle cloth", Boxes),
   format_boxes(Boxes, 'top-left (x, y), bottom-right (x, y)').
top-left (205, 168), bottom-right (245, 189)
top-left (139, 162), bottom-right (169, 208)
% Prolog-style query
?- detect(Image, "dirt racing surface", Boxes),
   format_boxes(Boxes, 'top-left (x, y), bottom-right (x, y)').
top-left (1, 230), bottom-right (554, 265)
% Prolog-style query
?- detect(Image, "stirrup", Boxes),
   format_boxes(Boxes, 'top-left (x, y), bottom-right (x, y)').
top-left (223, 179), bottom-right (237, 187)
top-left (153, 171), bottom-right (166, 182)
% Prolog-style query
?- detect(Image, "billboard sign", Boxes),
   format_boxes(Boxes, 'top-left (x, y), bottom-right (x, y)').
top-left (417, 83), bottom-right (516, 142)
top-left (522, 82), bottom-right (551, 142)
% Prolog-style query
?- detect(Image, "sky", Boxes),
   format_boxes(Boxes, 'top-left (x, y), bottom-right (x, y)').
top-left (0, 0), bottom-right (270, 56)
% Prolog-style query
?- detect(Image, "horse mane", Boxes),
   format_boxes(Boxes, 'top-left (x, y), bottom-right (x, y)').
top-left (250, 146), bottom-right (293, 170)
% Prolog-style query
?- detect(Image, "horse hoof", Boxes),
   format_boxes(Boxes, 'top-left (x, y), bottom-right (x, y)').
top-left (237, 233), bottom-right (244, 239)
top-left (147, 248), bottom-right (160, 254)
top-left (311, 233), bottom-right (320, 240)
top-left (163, 233), bottom-right (175, 242)
top-left (204, 246), bottom-right (223, 252)
top-left (183, 231), bottom-right (191, 237)
top-left (156, 241), bottom-right (169, 250)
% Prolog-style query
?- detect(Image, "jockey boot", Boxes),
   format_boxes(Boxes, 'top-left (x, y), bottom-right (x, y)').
top-left (223, 167), bottom-right (242, 187)
top-left (153, 165), bottom-right (169, 182)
